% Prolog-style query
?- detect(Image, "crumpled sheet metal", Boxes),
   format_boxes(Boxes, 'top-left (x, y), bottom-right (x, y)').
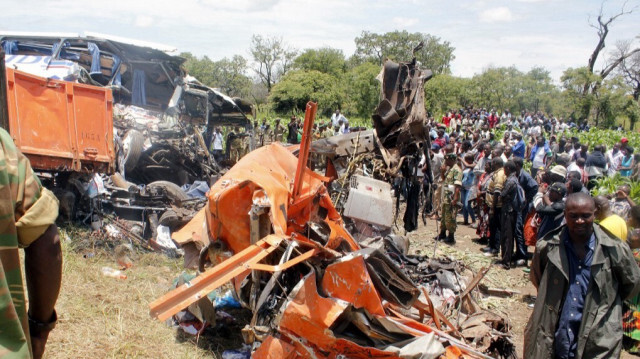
top-left (372, 59), bottom-right (433, 171)
top-left (205, 142), bottom-right (358, 255)
top-left (322, 255), bottom-right (386, 316)
top-left (152, 105), bottom-right (491, 358)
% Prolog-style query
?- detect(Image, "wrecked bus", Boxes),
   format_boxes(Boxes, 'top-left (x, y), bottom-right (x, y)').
top-left (0, 32), bottom-right (254, 185)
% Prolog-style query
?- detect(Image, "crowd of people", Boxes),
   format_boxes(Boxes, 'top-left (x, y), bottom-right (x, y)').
top-left (422, 107), bottom-right (640, 358)
top-left (208, 109), bottom-right (353, 164)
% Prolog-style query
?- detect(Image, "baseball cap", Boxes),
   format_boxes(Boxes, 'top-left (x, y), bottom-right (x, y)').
top-left (549, 182), bottom-right (567, 197)
top-left (431, 144), bottom-right (441, 150)
top-left (621, 138), bottom-right (629, 144)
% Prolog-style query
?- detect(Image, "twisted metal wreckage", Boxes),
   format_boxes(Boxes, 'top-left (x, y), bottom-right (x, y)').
top-left (150, 59), bottom-right (515, 358)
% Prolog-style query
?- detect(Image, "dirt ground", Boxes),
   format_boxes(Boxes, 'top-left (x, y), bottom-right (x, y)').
top-left (42, 218), bottom-right (638, 358)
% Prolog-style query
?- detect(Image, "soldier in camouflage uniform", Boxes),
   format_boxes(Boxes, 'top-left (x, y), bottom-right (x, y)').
top-left (253, 121), bottom-right (263, 148)
top-left (228, 127), bottom-right (245, 163)
top-left (262, 123), bottom-right (273, 146)
top-left (273, 118), bottom-right (286, 143)
top-left (0, 128), bottom-right (62, 358)
top-left (438, 152), bottom-right (462, 244)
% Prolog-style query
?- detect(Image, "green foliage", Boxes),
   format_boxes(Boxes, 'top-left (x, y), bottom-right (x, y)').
top-left (560, 66), bottom-right (600, 121)
top-left (180, 52), bottom-right (252, 98)
top-left (424, 74), bottom-right (473, 115)
top-left (343, 63), bottom-right (381, 117)
top-left (590, 174), bottom-right (640, 204)
top-left (209, 55), bottom-right (252, 98)
top-left (294, 48), bottom-right (346, 78)
top-left (425, 66), bottom-right (560, 118)
top-left (180, 52), bottom-right (216, 86)
top-left (269, 70), bottom-right (341, 116)
top-left (250, 35), bottom-right (297, 92)
top-left (566, 127), bottom-right (640, 150)
top-left (352, 30), bottom-right (455, 74)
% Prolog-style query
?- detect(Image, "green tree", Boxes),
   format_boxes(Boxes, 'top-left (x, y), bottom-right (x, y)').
top-left (210, 55), bottom-right (252, 98)
top-left (269, 70), bottom-right (341, 115)
top-left (471, 66), bottom-right (523, 111)
top-left (353, 30), bottom-right (455, 74)
top-left (179, 52), bottom-right (252, 98)
top-left (294, 47), bottom-right (346, 77)
top-left (180, 52), bottom-right (216, 86)
top-left (344, 63), bottom-right (380, 117)
top-left (517, 67), bottom-right (557, 113)
top-left (249, 35), bottom-right (297, 92)
top-left (424, 74), bottom-right (473, 116)
top-left (561, 66), bottom-right (601, 121)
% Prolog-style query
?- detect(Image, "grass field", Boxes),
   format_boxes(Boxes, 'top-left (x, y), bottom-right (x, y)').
top-left (43, 227), bottom-right (247, 359)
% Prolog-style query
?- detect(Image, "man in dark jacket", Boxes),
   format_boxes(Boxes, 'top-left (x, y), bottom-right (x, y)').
top-left (498, 160), bottom-right (519, 269)
top-left (525, 193), bottom-right (640, 358)
top-left (514, 157), bottom-right (538, 265)
top-left (585, 144), bottom-right (607, 187)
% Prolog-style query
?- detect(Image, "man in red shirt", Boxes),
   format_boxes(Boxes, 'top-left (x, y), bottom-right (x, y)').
top-left (442, 111), bottom-right (451, 127)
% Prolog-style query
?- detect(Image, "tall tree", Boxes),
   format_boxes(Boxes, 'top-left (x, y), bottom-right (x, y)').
top-left (294, 47), bottom-right (346, 77)
top-left (344, 62), bottom-right (380, 117)
top-left (269, 70), bottom-right (341, 115)
top-left (353, 30), bottom-right (455, 74)
top-left (210, 55), bottom-right (252, 98)
top-left (616, 40), bottom-right (640, 101)
top-left (249, 35), bottom-right (296, 92)
top-left (583, 2), bottom-right (639, 95)
top-left (180, 52), bottom-right (216, 86)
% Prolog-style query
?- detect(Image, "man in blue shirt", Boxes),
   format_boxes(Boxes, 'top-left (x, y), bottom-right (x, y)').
top-left (511, 132), bottom-right (525, 159)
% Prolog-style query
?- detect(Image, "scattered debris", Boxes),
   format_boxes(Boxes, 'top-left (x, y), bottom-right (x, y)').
top-left (150, 102), bottom-right (515, 358)
top-left (101, 266), bottom-right (127, 280)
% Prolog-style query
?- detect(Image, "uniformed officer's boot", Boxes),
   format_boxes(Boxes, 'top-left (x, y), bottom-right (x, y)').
top-left (435, 230), bottom-right (446, 241)
top-left (443, 232), bottom-right (455, 245)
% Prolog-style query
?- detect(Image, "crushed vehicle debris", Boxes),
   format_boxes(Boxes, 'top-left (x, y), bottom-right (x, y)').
top-left (150, 102), bottom-right (516, 358)
top-left (1, 33), bottom-right (254, 240)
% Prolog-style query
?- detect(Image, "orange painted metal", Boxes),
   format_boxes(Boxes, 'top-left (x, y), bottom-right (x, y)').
top-left (321, 255), bottom-right (385, 316)
top-left (4, 68), bottom-right (115, 173)
top-left (149, 235), bottom-right (283, 321)
top-left (252, 336), bottom-right (298, 359)
top-left (292, 101), bottom-right (317, 200)
top-left (149, 101), bottom-right (492, 357)
top-left (278, 272), bottom-right (349, 349)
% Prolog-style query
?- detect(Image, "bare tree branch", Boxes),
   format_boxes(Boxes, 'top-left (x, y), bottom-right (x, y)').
top-left (587, 1), bottom-right (636, 74)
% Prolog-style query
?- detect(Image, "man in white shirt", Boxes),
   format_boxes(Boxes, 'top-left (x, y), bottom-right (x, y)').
top-left (331, 110), bottom-right (348, 128)
top-left (210, 127), bottom-right (224, 162)
top-left (606, 143), bottom-right (624, 177)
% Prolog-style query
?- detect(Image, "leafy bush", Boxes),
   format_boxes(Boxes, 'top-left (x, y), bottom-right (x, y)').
top-left (590, 173), bottom-right (640, 204)
top-left (565, 128), bottom-right (640, 150)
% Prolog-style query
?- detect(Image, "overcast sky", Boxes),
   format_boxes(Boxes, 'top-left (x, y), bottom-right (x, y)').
top-left (1, 0), bottom-right (639, 81)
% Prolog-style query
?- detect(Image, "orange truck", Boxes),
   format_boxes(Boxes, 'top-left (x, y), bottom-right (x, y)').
top-left (2, 66), bottom-right (115, 173)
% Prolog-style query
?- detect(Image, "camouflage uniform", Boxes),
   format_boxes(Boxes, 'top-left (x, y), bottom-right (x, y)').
top-left (262, 127), bottom-right (273, 146)
top-left (273, 123), bottom-right (286, 143)
top-left (0, 128), bottom-right (59, 358)
top-left (440, 163), bottom-right (462, 233)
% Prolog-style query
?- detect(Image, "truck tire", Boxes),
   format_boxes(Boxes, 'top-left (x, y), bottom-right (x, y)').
top-left (121, 130), bottom-right (144, 175)
top-left (147, 181), bottom-right (189, 204)
top-left (158, 209), bottom-right (190, 230)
